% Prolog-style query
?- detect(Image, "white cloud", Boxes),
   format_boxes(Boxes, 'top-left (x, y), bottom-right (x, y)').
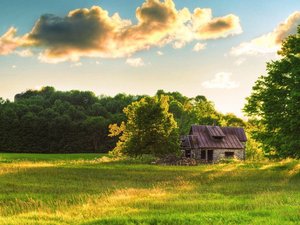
top-left (234, 57), bottom-right (246, 66)
top-left (230, 37), bottom-right (279, 56)
top-left (172, 41), bottom-right (186, 49)
top-left (195, 14), bottom-right (242, 40)
top-left (11, 65), bottom-right (16, 69)
top-left (193, 42), bottom-right (206, 52)
top-left (202, 72), bottom-right (239, 89)
top-left (70, 62), bottom-right (83, 67)
top-left (231, 11), bottom-right (300, 56)
top-left (16, 49), bottom-right (33, 57)
top-left (126, 57), bottom-right (145, 67)
top-left (0, 27), bottom-right (20, 55)
top-left (157, 51), bottom-right (164, 56)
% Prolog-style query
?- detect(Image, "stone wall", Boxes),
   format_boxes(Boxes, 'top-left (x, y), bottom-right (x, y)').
top-left (213, 149), bottom-right (245, 161)
top-left (190, 148), bottom-right (245, 162)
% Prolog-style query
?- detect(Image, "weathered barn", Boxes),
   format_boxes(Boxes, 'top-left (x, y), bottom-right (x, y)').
top-left (180, 125), bottom-right (247, 163)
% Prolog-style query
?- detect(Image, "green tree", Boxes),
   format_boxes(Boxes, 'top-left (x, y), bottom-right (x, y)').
top-left (220, 113), bottom-right (246, 127)
top-left (110, 96), bottom-right (180, 157)
top-left (244, 26), bottom-right (300, 158)
top-left (156, 90), bottom-right (222, 134)
top-left (244, 119), bottom-right (264, 160)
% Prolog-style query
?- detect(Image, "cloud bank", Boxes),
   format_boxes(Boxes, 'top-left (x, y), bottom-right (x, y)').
top-left (202, 72), bottom-right (239, 89)
top-left (193, 42), bottom-right (206, 52)
top-left (231, 11), bottom-right (300, 56)
top-left (0, 27), bottom-right (20, 55)
top-left (126, 57), bottom-right (145, 67)
top-left (0, 0), bottom-right (242, 63)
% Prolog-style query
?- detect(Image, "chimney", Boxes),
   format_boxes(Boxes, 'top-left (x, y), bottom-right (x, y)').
top-left (212, 120), bottom-right (217, 126)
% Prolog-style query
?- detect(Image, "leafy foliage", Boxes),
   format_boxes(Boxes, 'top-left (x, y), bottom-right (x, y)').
top-left (244, 120), bottom-right (264, 160)
top-left (0, 87), bottom-right (142, 153)
top-left (244, 26), bottom-right (300, 158)
top-left (156, 90), bottom-right (243, 134)
top-left (110, 96), bottom-right (180, 157)
top-left (0, 87), bottom-right (253, 155)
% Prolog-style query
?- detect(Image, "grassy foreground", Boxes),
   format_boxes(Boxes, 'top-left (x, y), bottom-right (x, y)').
top-left (0, 154), bottom-right (299, 225)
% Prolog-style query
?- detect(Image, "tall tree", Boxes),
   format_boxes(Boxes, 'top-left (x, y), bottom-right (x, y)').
top-left (109, 96), bottom-right (180, 157)
top-left (156, 90), bottom-right (222, 134)
top-left (244, 27), bottom-right (300, 158)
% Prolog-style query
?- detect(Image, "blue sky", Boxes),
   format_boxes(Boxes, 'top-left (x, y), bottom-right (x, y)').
top-left (0, 0), bottom-right (299, 116)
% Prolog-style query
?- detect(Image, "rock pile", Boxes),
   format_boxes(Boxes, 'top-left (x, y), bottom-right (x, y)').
top-left (154, 155), bottom-right (197, 166)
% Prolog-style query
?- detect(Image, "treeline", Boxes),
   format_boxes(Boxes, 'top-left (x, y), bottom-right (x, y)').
top-left (0, 87), bottom-right (246, 153)
top-left (244, 26), bottom-right (300, 158)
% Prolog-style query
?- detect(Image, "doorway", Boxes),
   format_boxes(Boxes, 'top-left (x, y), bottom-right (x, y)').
top-left (207, 150), bottom-right (214, 162)
top-left (200, 150), bottom-right (206, 160)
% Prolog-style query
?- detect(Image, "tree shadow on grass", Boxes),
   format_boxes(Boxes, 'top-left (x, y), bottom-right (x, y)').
top-left (0, 164), bottom-right (192, 216)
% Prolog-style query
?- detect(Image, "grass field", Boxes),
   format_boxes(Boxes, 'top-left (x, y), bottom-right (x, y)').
top-left (0, 153), bottom-right (299, 225)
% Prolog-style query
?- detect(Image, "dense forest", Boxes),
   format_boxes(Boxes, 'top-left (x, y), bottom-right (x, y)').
top-left (0, 87), bottom-right (246, 153)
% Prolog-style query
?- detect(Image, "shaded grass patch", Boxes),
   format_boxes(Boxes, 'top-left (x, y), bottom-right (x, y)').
top-left (0, 153), bottom-right (299, 224)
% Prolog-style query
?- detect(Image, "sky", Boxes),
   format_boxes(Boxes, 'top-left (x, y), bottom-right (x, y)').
top-left (0, 0), bottom-right (299, 117)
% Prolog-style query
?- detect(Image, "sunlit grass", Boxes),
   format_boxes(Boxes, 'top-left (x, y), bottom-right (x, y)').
top-left (0, 154), bottom-right (299, 224)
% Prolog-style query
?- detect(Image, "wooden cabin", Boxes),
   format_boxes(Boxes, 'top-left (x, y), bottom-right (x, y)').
top-left (180, 125), bottom-right (247, 163)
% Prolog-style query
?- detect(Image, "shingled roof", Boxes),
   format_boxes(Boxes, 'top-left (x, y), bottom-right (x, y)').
top-left (181, 125), bottom-right (247, 150)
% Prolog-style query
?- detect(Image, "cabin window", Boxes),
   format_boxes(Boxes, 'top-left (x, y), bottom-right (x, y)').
top-left (185, 150), bottom-right (191, 158)
top-left (225, 152), bottom-right (234, 158)
top-left (200, 150), bottom-right (206, 160)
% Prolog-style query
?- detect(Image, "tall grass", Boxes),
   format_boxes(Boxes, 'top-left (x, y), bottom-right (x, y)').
top-left (0, 154), bottom-right (299, 224)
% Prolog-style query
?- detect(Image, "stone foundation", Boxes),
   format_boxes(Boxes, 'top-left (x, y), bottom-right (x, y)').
top-left (212, 149), bottom-right (245, 161)
top-left (190, 148), bottom-right (245, 162)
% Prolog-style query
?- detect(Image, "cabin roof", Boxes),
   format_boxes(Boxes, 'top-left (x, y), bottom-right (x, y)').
top-left (181, 125), bottom-right (247, 150)
top-left (207, 126), bottom-right (225, 138)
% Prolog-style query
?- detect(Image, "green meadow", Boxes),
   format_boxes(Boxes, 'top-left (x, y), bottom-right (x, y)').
top-left (0, 154), bottom-right (299, 225)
